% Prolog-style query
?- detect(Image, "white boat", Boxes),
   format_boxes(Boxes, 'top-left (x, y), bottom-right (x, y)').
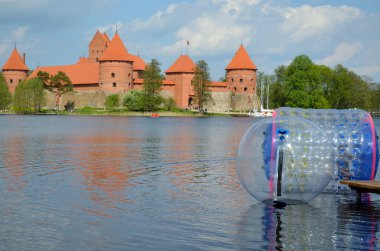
top-left (248, 108), bottom-right (273, 117)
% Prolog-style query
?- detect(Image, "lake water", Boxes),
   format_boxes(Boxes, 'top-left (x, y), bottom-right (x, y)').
top-left (0, 115), bottom-right (379, 250)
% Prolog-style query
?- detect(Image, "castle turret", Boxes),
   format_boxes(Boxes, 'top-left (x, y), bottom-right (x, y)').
top-left (2, 48), bottom-right (29, 93)
top-left (225, 45), bottom-right (257, 94)
top-left (165, 55), bottom-right (196, 108)
top-left (89, 31), bottom-right (110, 63)
top-left (98, 33), bottom-right (133, 93)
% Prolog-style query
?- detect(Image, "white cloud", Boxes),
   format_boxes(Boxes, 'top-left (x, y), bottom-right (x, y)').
top-left (352, 65), bottom-right (380, 77)
top-left (130, 4), bottom-right (179, 31)
top-left (316, 42), bottom-right (362, 66)
top-left (98, 21), bottom-right (123, 35)
top-left (12, 26), bottom-right (31, 41)
top-left (281, 5), bottom-right (361, 42)
top-left (160, 15), bottom-right (252, 56)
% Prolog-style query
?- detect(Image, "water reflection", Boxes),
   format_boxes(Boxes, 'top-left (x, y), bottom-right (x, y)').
top-left (1, 136), bottom-right (26, 191)
top-left (335, 193), bottom-right (379, 250)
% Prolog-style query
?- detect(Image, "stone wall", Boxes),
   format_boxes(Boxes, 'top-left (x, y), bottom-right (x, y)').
top-left (44, 90), bottom-right (259, 112)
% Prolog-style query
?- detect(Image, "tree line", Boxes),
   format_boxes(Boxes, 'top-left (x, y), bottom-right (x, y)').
top-left (2, 54), bottom-right (378, 114)
top-left (258, 55), bottom-right (380, 111)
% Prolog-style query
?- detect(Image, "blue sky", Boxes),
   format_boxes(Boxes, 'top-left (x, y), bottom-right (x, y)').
top-left (1, 0), bottom-right (380, 82)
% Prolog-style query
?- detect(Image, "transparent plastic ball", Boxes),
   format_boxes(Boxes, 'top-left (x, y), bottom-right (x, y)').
top-left (275, 108), bottom-right (379, 185)
top-left (237, 117), bottom-right (335, 204)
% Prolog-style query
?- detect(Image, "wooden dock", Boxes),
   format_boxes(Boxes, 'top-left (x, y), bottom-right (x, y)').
top-left (340, 180), bottom-right (380, 204)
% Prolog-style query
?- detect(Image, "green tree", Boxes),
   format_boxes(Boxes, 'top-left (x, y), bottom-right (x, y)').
top-left (329, 65), bottom-right (370, 109)
top-left (163, 97), bottom-right (176, 111)
top-left (192, 60), bottom-right (213, 113)
top-left (123, 90), bottom-right (143, 111)
top-left (283, 55), bottom-right (328, 108)
top-left (369, 82), bottom-right (380, 113)
top-left (0, 72), bottom-right (12, 111)
top-left (13, 78), bottom-right (46, 114)
top-left (270, 65), bottom-right (287, 108)
top-left (105, 94), bottom-right (120, 111)
top-left (37, 71), bottom-right (73, 110)
top-left (141, 59), bottom-right (163, 111)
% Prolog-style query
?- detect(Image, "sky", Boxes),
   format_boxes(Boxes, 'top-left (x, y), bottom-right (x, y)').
top-left (1, 0), bottom-right (380, 82)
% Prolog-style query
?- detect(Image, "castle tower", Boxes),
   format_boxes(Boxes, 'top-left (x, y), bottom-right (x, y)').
top-left (165, 55), bottom-right (196, 108)
top-left (89, 31), bottom-right (110, 63)
top-left (225, 45), bottom-right (257, 94)
top-left (99, 33), bottom-right (133, 93)
top-left (2, 48), bottom-right (29, 93)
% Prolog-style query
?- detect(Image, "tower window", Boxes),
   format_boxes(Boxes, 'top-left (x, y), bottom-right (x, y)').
top-left (251, 78), bottom-right (254, 82)
top-left (111, 73), bottom-right (116, 78)
top-left (113, 82), bottom-right (117, 87)
top-left (234, 87), bottom-right (237, 91)
top-left (10, 79), bottom-right (13, 83)
top-left (128, 73), bottom-right (131, 77)
top-left (19, 79), bottom-right (21, 83)
top-left (240, 78), bottom-right (243, 83)
top-left (231, 78), bottom-right (234, 82)
top-left (96, 58), bottom-right (98, 62)
top-left (244, 87), bottom-right (247, 92)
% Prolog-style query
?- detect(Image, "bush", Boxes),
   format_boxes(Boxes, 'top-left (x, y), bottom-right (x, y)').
top-left (13, 78), bottom-right (46, 114)
top-left (123, 90), bottom-right (143, 111)
top-left (163, 97), bottom-right (176, 111)
top-left (0, 73), bottom-right (11, 111)
top-left (105, 94), bottom-right (120, 110)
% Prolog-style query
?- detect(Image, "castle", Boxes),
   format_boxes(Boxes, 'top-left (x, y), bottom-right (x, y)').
top-left (1, 31), bottom-right (258, 111)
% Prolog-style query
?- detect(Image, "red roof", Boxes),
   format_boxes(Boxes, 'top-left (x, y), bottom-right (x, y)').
top-left (28, 62), bottom-right (99, 85)
top-left (166, 55), bottom-right (195, 73)
top-left (226, 45), bottom-right (257, 70)
top-left (209, 81), bottom-right (227, 87)
top-left (130, 54), bottom-right (146, 71)
top-left (76, 57), bottom-right (89, 64)
top-left (2, 48), bottom-right (29, 71)
top-left (99, 33), bottom-right (132, 62)
top-left (101, 32), bottom-right (110, 43)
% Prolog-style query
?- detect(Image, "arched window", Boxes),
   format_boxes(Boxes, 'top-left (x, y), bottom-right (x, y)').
top-left (111, 73), bottom-right (116, 78)
top-left (240, 78), bottom-right (243, 83)
top-left (234, 87), bottom-right (237, 91)
top-left (113, 82), bottom-right (117, 87)
top-left (10, 79), bottom-right (13, 83)
top-left (244, 87), bottom-right (247, 92)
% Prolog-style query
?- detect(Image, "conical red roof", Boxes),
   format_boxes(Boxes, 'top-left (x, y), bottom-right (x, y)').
top-left (226, 45), bottom-right (257, 70)
top-left (2, 48), bottom-right (29, 71)
top-left (99, 33), bottom-right (132, 62)
top-left (166, 55), bottom-right (195, 73)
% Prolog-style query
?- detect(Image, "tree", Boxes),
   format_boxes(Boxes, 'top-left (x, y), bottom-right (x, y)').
top-left (141, 59), bottom-right (163, 111)
top-left (163, 97), bottom-right (176, 111)
top-left (105, 94), bottom-right (120, 111)
top-left (192, 60), bottom-right (213, 113)
top-left (0, 72), bottom-right (11, 111)
top-left (13, 78), bottom-right (46, 114)
top-left (37, 71), bottom-right (73, 110)
top-left (123, 90), bottom-right (143, 111)
top-left (283, 55), bottom-right (329, 108)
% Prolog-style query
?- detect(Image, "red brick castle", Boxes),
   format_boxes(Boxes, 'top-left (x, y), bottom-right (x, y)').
top-left (2, 31), bottom-right (258, 111)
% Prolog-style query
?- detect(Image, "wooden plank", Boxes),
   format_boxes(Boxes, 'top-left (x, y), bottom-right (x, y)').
top-left (340, 180), bottom-right (380, 194)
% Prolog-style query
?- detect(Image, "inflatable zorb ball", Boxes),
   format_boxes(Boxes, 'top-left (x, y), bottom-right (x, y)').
top-left (275, 108), bottom-right (379, 184)
top-left (237, 117), bottom-right (335, 204)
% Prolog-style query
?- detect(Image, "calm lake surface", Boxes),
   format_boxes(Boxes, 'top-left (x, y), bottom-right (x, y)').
top-left (0, 115), bottom-right (379, 250)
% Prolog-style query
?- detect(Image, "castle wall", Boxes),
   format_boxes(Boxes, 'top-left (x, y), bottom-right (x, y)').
top-left (2, 70), bottom-right (28, 93)
top-left (44, 89), bottom-right (257, 112)
top-left (226, 69), bottom-right (257, 94)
